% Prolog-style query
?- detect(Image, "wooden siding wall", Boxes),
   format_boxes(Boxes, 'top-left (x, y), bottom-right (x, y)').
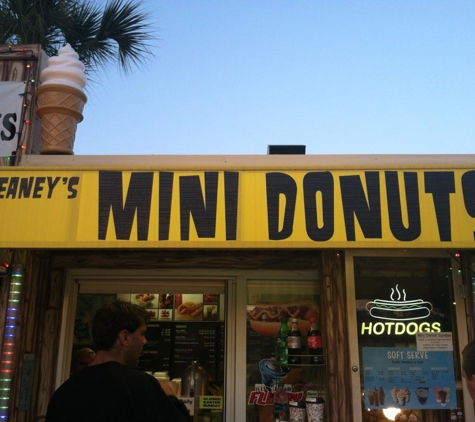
top-left (320, 250), bottom-right (353, 420)
top-left (0, 44), bottom-right (45, 163)
top-left (7, 250), bottom-right (53, 422)
top-left (5, 248), bottom-right (350, 422)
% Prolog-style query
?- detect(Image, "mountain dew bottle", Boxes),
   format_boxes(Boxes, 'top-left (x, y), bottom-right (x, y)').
top-left (275, 318), bottom-right (289, 364)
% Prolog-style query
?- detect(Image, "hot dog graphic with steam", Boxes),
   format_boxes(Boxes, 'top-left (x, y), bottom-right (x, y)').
top-left (366, 285), bottom-right (432, 321)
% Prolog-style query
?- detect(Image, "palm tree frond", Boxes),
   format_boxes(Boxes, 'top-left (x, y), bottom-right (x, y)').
top-left (0, 0), bottom-right (155, 77)
top-left (95, 0), bottom-right (155, 72)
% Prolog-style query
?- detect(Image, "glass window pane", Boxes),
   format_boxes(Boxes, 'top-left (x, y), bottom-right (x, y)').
top-left (73, 287), bottom-right (225, 422)
top-left (245, 279), bottom-right (322, 422)
top-left (354, 256), bottom-right (464, 422)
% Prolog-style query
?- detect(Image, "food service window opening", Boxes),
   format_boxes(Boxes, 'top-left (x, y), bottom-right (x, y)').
top-left (69, 278), bottom-right (226, 422)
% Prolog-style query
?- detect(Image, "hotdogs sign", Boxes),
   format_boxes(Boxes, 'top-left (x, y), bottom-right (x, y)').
top-left (361, 285), bottom-right (439, 337)
top-left (1, 168), bottom-right (475, 248)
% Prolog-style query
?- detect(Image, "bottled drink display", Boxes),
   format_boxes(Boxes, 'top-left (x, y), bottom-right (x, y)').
top-left (275, 317), bottom-right (289, 364)
top-left (274, 382), bottom-right (289, 421)
top-left (287, 317), bottom-right (302, 364)
top-left (307, 316), bottom-right (324, 364)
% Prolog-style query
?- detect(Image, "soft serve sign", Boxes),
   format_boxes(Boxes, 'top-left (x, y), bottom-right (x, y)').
top-left (361, 285), bottom-right (440, 336)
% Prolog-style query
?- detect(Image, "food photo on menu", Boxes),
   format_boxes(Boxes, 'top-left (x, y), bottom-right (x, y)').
top-left (158, 294), bottom-right (174, 321)
top-left (174, 294), bottom-right (204, 320)
top-left (203, 293), bottom-right (219, 321)
top-left (131, 293), bottom-right (159, 320)
top-left (133, 293), bottom-right (157, 308)
top-left (128, 294), bottom-right (219, 321)
top-left (129, 293), bottom-right (177, 321)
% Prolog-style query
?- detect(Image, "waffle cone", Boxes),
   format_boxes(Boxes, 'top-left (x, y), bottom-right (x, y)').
top-left (36, 84), bottom-right (87, 155)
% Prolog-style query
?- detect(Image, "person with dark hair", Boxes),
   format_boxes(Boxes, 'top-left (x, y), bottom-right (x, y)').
top-left (46, 299), bottom-right (192, 422)
top-left (462, 340), bottom-right (475, 402)
top-left (70, 347), bottom-right (95, 375)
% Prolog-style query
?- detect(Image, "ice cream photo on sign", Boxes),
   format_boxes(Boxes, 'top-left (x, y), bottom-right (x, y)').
top-left (36, 43), bottom-right (87, 154)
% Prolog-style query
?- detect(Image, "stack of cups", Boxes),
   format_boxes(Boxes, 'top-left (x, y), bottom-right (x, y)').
top-left (306, 391), bottom-right (325, 422)
top-left (289, 400), bottom-right (306, 422)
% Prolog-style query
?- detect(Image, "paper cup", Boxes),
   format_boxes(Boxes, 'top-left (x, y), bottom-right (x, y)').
top-left (306, 402), bottom-right (324, 422)
top-left (289, 400), bottom-right (306, 422)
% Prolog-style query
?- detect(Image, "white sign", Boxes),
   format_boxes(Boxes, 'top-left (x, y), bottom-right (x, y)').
top-left (179, 397), bottom-right (195, 416)
top-left (0, 81), bottom-right (25, 157)
top-left (416, 332), bottom-right (453, 351)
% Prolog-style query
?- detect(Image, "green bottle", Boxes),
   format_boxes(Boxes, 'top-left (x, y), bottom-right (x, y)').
top-left (276, 317), bottom-right (289, 364)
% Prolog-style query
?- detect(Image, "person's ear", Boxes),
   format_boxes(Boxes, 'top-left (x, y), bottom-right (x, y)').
top-left (118, 329), bottom-right (129, 346)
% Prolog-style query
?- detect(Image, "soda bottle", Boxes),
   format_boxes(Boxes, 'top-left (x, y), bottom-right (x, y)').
top-left (275, 317), bottom-right (289, 365)
top-left (274, 382), bottom-right (289, 421)
top-left (287, 318), bottom-right (302, 364)
top-left (307, 317), bottom-right (324, 364)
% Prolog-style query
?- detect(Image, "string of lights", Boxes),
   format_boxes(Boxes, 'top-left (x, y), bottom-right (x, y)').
top-left (447, 250), bottom-right (474, 276)
top-left (1, 58), bottom-right (32, 418)
top-left (0, 259), bottom-right (23, 420)
top-left (0, 251), bottom-right (13, 278)
top-left (447, 250), bottom-right (475, 325)
top-left (0, 46), bottom-right (37, 57)
top-left (0, 45), bottom-right (39, 165)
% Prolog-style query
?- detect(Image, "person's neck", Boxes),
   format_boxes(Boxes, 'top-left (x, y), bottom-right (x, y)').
top-left (89, 349), bottom-right (126, 366)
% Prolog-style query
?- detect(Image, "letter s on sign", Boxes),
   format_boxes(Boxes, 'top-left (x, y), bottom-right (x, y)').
top-left (1, 113), bottom-right (17, 141)
top-left (67, 177), bottom-right (80, 199)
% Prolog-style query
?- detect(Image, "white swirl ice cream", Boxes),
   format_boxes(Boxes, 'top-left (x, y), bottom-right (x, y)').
top-left (36, 43), bottom-right (87, 154)
top-left (40, 44), bottom-right (87, 91)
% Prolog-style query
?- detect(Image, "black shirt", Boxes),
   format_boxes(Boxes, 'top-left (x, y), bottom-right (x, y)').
top-left (46, 361), bottom-right (191, 422)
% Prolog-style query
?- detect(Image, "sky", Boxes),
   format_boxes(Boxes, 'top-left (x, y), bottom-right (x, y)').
top-left (73, 1), bottom-right (475, 156)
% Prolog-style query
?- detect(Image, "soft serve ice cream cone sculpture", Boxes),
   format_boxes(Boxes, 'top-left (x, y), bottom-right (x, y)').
top-left (36, 44), bottom-right (87, 154)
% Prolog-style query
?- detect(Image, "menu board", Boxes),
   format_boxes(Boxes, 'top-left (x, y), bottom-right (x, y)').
top-left (138, 321), bottom-right (173, 372)
top-left (128, 293), bottom-right (221, 322)
top-left (217, 322), bottom-right (225, 382)
top-left (171, 322), bottom-right (224, 380)
top-left (74, 292), bottom-right (225, 385)
top-left (362, 347), bottom-right (457, 410)
top-left (127, 293), bottom-right (224, 381)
